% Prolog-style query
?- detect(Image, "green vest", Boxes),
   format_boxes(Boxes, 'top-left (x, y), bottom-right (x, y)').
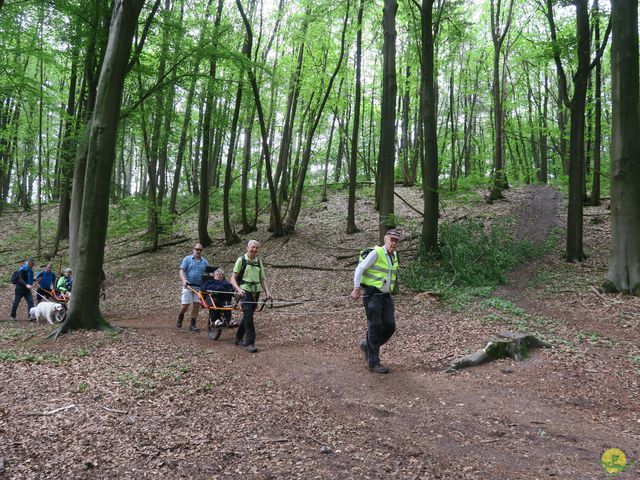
top-left (361, 246), bottom-right (398, 292)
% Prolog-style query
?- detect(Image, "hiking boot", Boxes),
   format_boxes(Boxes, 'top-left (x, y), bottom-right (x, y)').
top-left (368, 363), bottom-right (389, 374)
top-left (234, 339), bottom-right (246, 347)
top-left (10, 316), bottom-right (16, 321)
top-left (208, 330), bottom-right (216, 340)
top-left (176, 313), bottom-right (184, 328)
top-left (359, 341), bottom-right (368, 363)
top-left (189, 318), bottom-right (200, 333)
top-left (246, 344), bottom-right (258, 353)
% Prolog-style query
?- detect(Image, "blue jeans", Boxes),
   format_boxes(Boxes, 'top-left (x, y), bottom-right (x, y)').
top-left (235, 291), bottom-right (259, 346)
top-left (11, 287), bottom-right (34, 319)
top-left (363, 287), bottom-right (396, 367)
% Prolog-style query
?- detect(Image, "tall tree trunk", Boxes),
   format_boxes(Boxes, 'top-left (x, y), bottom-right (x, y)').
top-left (50, 41), bottom-right (80, 257)
top-left (567, 1), bottom-right (590, 262)
top-left (489, 0), bottom-right (514, 201)
top-left (169, 60), bottom-right (200, 214)
top-left (539, 72), bottom-right (549, 183)
top-left (236, 0), bottom-right (283, 237)
top-left (605, 0), bottom-right (640, 295)
top-left (400, 64), bottom-right (412, 186)
top-left (590, 0), bottom-right (602, 206)
top-left (272, 23), bottom-right (307, 231)
top-left (198, 0), bottom-right (224, 247)
top-left (240, 106), bottom-right (257, 234)
top-left (448, 72), bottom-right (457, 191)
top-left (377, 0), bottom-right (397, 242)
top-left (322, 112), bottom-right (337, 202)
top-left (222, 60), bottom-right (245, 245)
top-left (545, 0), bottom-right (604, 262)
top-left (57, 0), bottom-right (146, 336)
top-left (283, 1), bottom-right (350, 234)
top-left (421, 0), bottom-right (439, 253)
top-left (69, 0), bottom-right (109, 269)
top-left (346, 0), bottom-right (363, 234)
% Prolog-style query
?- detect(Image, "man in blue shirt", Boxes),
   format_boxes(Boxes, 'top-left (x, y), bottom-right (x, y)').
top-left (10, 257), bottom-right (36, 320)
top-left (177, 243), bottom-right (209, 332)
top-left (35, 263), bottom-right (56, 304)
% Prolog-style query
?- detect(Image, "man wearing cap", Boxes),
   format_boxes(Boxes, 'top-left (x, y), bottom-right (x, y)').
top-left (350, 229), bottom-right (401, 373)
top-left (10, 257), bottom-right (36, 321)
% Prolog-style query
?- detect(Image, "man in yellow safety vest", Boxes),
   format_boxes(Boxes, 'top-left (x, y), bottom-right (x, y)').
top-left (350, 229), bottom-right (400, 374)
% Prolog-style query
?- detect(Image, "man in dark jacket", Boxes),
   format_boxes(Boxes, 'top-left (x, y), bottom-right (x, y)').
top-left (10, 257), bottom-right (36, 320)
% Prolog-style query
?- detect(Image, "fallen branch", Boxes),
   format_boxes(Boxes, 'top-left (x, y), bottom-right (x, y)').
top-left (127, 236), bottom-right (190, 257)
top-left (394, 190), bottom-right (423, 216)
top-left (266, 437), bottom-right (289, 443)
top-left (266, 263), bottom-right (352, 272)
top-left (23, 404), bottom-right (76, 416)
top-left (589, 285), bottom-right (605, 299)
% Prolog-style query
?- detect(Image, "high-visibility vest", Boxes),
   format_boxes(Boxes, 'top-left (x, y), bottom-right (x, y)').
top-left (361, 246), bottom-right (398, 292)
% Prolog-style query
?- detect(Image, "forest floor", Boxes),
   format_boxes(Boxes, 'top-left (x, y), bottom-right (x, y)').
top-left (0, 184), bottom-right (639, 479)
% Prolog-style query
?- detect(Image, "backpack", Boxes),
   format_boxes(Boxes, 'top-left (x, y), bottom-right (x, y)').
top-left (10, 270), bottom-right (20, 285)
top-left (236, 256), bottom-right (261, 286)
top-left (359, 247), bottom-right (375, 262)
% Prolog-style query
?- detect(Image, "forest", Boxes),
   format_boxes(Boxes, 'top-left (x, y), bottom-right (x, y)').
top-left (1, 1), bottom-right (640, 478)
top-left (0, 0), bottom-right (639, 329)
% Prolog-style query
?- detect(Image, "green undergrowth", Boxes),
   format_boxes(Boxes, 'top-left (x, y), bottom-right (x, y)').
top-left (478, 297), bottom-right (559, 333)
top-left (0, 348), bottom-right (67, 364)
top-left (404, 217), bottom-right (557, 308)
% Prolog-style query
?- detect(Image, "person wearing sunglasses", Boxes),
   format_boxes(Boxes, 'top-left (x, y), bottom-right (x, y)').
top-left (177, 243), bottom-right (209, 332)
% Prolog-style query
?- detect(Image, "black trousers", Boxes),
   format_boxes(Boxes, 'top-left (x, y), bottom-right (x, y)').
top-left (11, 287), bottom-right (34, 318)
top-left (235, 291), bottom-right (259, 345)
top-left (363, 287), bottom-right (396, 367)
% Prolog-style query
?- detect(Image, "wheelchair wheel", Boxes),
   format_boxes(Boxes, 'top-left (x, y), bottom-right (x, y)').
top-left (208, 327), bottom-right (222, 341)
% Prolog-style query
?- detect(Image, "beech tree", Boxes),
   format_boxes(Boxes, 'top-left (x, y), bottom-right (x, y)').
top-left (377, 0), bottom-right (398, 242)
top-left (55, 0), bottom-right (146, 336)
top-left (605, 0), bottom-right (640, 295)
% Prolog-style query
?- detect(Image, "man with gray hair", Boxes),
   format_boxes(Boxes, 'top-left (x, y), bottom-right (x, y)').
top-left (350, 229), bottom-right (401, 373)
top-left (230, 240), bottom-right (271, 353)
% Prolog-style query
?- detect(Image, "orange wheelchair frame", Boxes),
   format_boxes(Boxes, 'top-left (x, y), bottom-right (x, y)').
top-left (186, 284), bottom-right (240, 340)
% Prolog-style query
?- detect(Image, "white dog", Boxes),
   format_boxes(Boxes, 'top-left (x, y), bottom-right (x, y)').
top-left (29, 302), bottom-right (65, 324)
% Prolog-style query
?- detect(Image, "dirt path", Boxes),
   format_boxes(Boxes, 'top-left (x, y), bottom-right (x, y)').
top-left (1, 185), bottom-right (639, 479)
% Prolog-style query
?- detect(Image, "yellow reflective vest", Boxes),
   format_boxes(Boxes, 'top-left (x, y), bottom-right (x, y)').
top-left (361, 246), bottom-right (398, 292)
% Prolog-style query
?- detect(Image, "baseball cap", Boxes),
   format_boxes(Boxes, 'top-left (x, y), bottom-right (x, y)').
top-left (385, 229), bottom-right (402, 239)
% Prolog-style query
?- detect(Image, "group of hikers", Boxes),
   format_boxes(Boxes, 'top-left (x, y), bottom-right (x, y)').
top-left (177, 239), bottom-right (270, 355)
top-left (7, 230), bottom-right (400, 374)
top-left (9, 259), bottom-right (110, 322)
top-left (177, 229), bottom-right (401, 374)
top-left (9, 259), bottom-right (74, 321)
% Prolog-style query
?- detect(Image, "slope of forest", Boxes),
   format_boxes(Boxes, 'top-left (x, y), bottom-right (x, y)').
top-left (0, 185), bottom-right (639, 479)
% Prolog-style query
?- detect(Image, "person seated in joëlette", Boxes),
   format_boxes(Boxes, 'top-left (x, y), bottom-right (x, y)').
top-left (201, 268), bottom-right (236, 327)
top-left (56, 267), bottom-right (73, 300)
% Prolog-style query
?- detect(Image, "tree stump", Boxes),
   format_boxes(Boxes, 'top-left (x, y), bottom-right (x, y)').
top-left (446, 332), bottom-right (551, 373)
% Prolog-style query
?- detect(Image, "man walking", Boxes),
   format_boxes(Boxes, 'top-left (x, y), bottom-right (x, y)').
top-left (10, 257), bottom-right (36, 320)
top-left (350, 229), bottom-right (401, 373)
top-left (230, 240), bottom-right (271, 353)
top-left (177, 243), bottom-right (209, 332)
